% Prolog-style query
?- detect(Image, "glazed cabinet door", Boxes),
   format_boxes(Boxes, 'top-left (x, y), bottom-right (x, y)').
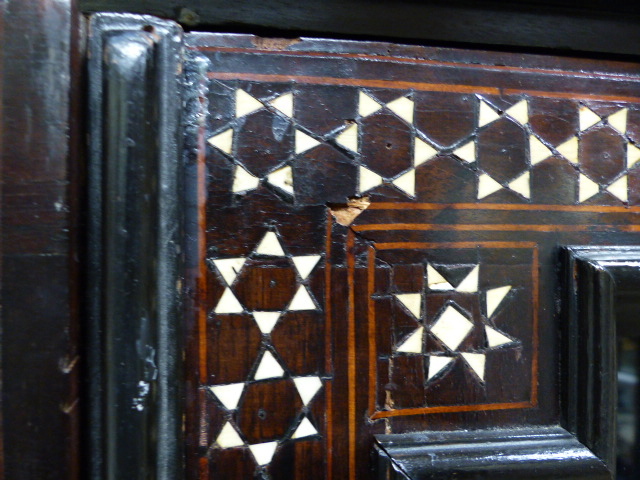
top-left (87, 13), bottom-right (640, 480)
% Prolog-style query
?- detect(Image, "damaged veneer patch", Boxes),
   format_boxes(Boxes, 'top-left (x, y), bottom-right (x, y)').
top-left (328, 196), bottom-right (371, 226)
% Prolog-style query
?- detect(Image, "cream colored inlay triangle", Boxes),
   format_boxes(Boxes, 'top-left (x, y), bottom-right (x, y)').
top-left (627, 143), bottom-right (640, 168)
top-left (486, 285), bottom-right (512, 317)
top-left (392, 169), bottom-right (416, 197)
top-left (214, 287), bottom-right (244, 314)
top-left (236, 89), bottom-right (263, 118)
top-left (456, 265), bottom-right (479, 293)
top-left (529, 135), bottom-right (553, 165)
top-left (293, 376), bottom-right (323, 405)
top-left (608, 108), bottom-right (628, 134)
top-left (427, 263), bottom-right (453, 291)
top-left (267, 165), bottom-right (294, 195)
top-left (485, 326), bottom-right (514, 348)
top-left (579, 106), bottom-right (601, 131)
top-left (461, 352), bottom-right (486, 381)
top-left (335, 124), bottom-right (358, 152)
top-left (430, 306), bottom-right (473, 351)
top-left (478, 99), bottom-right (500, 127)
top-left (255, 231), bottom-right (286, 256)
top-left (359, 166), bottom-right (384, 193)
top-left (292, 417), bottom-right (318, 439)
top-left (508, 171), bottom-right (530, 199)
top-left (414, 137), bottom-right (438, 167)
top-left (359, 91), bottom-right (382, 117)
top-left (270, 92), bottom-right (293, 117)
top-left (607, 175), bottom-right (628, 202)
top-left (394, 293), bottom-right (422, 318)
top-left (213, 257), bottom-right (246, 286)
top-left (254, 350), bottom-right (285, 381)
top-left (288, 285), bottom-right (316, 311)
top-left (579, 173), bottom-right (599, 203)
top-left (252, 312), bottom-right (281, 334)
top-left (210, 383), bottom-right (245, 410)
top-left (427, 356), bottom-right (454, 381)
top-left (233, 165), bottom-right (260, 193)
top-left (477, 173), bottom-right (503, 200)
top-left (386, 96), bottom-right (414, 124)
top-left (454, 140), bottom-right (476, 163)
top-left (557, 136), bottom-right (579, 164)
top-left (295, 129), bottom-right (321, 154)
top-left (505, 99), bottom-right (529, 125)
top-left (396, 326), bottom-right (424, 354)
top-left (249, 441), bottom-right (278, 466)
top-left (216, 421), bottom-right (244, 448)
top-left (292, 255), bottom-right (321, 280)
top-left (207, 128), bottom-right (233, 154)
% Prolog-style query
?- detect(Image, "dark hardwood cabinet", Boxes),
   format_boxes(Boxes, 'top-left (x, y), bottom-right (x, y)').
top-left (4, 1), bottom-right (640, 479)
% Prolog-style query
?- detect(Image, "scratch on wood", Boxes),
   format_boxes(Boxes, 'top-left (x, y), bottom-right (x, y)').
top-left (252, 37), bottom-right (301, 50)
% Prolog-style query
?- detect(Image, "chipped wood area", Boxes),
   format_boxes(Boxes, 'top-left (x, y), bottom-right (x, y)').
top-left (328, 197), bottom-right (371, 226)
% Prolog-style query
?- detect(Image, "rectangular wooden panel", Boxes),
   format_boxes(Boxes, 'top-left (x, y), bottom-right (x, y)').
top-left (184, 33), bottom-right (640, 479)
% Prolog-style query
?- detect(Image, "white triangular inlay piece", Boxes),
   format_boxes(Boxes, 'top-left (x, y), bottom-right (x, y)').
top-left (608, 108), bottom-right (628, 134)
top-left (396, 327), bottom-right (424, 354)
top-left (461, 352), bottom-right (486, 381)
top-left (292, 255), bottom-right (321, 280)
top-left (295, 129), bottom-right (321, 154)
top-left (359, 166), bottom-right (384, 193)
top-left (427, 356), bottom-right (454, 381)
top-left (478, 99), bottom-right (501, 127)
top-left (216, 422), bottom-right (245, 448)
top-left (392, 169), bottom-right (416, 197)
top-left (335, 124), bottom-right (358, 152)
top-left (454, 140), bottom-right (475, 163)
top-left (386, 96), bottom-right (414, 124)
top-left (233, 165), bottom-right (260, 193)
top-left (359, 91), bottom-right (382, 117)
top-left (485, 326), bottom-right (514, 348)
top-left (508, 171), bottom-right (530, 199)
top-left (252, 312), bottom-right (281, 334)
top-left (579, 173), bottom-right (600, 203)
top-left (557, 136), bottom-right (579, 164)
top-left (209, 383), bottom-right (245, 410)
top-left (267, 165), bottom-right (294, 195)
top-left (456, 265), bottom-right (479, 293)
top-left (288, 285), bottom-right (316, 311)
top-left (207, 128), bottom-right (233, 154)
top-left (270, 92), bottom-right (293, 117)
top-left (627, 143), bottom-right (640, 168)
top-left (255, 231), bottom-right (286, 256)
top-left (236, 89), bottom-right (263, 118)
top-left (213, 257), bottom-right (246, 286)
top-left (477, 173), bottom-right (503, 200)
top-left (394, 293), bottom-right (422, 318)
top-left (253, 351), bottom-right (285, 381)
top-left (430, 306), bottom-right (474, 351)
top-left (214, 288), bottom-right (244, 314)
top-left (427, 263), bottom-right (454, 291)
top-left (414, 137), bottom-right (438, 167)
top-left (293, 376), bottom-right (323, 405)
top-left (249, 441), bottom-right (278, 466)
top-left (579, 106), bottom-right (601, 131)
top-left (607, 175), bottom-right (628, 202)
top-left (505, 99), bottom-right (529, 125)
top-left (530, 135), bottom-right (553, 165)
top-left (486, 285), bottom-right (512, 317)
top-left (292, 417), bottom-right (318, 439)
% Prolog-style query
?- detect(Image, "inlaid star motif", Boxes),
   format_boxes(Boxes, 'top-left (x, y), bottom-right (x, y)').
top-left (206, 228), bottom-right (324, 468)
top-left (392, 263), bottom-right (519, 384)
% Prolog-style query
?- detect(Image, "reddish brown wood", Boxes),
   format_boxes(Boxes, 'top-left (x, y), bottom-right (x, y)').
top-left (1, 1), bottom-right (82, 478)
